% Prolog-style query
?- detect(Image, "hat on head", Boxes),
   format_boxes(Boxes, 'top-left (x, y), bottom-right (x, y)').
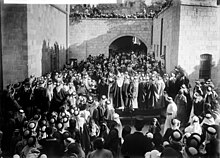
top-left (171, 119), bottom-right (180, 129)
top-left (185, 146), bottom-right (199, 156)
top-left (41, 119), bottom-right (47, 126)
top-left (63, 131), bottom-right (71, 139)
top-left (47, 80), bottom-right (53, 85)
top-left (73, 107), bottom-right (80, 116)
top-left (101, 95), bottom-right (107, 100)
top-left (163, 141), bottom-right (170, 147)
top-left (57, 122), bottom-right (64, 130)
top-left (69, 108), bottom-right (74, 115)
top-left (19, 109), bottom-right (25, 114)
top-left (23, 129), bottom-right (31, 138)
top-left (41, 125), bottom-right (47, 132)
top-left (27, 136), bottom-right (36, 147)
top-left (13, 154), bottom-right (20, 158)
top-left (60, 112), bottom-right (66, 118)
top-left (163, 73), bottom-right (168, 77)
top-left (201, 113), bottom-right (215, 126)
top-left (87, 96), bottom-right (94, 104)
top-left (106, 100), bottom-right (111, 105)
top-left (146, 132), bottom-right (154, 139)
top-left (191, 133), bottom-right (202, 145)
top-left (207, 86), bottom-right (212, 91)
top-left (170, 129), bottom-right (182, 142)
top-left (145, 150), bottom-right (161, 158)
top-left (186, 135), bottom-right (200, 148)
top-left (71, 91), bottom-right (77, 96)
top-left (207, 125), bottom-right (217, 135)
top-left (39, 154), bottom-right (47, 158)
top-left (63, 117), bottom-right (69, 123)
top-left (192, 115), bottom-right (199, 123)
top-left (33, 114), bottom-right (40, 121)
top-left (50, 118), bottom-right (55, 124)
top-left (28, 122), bottom-right (37, 130)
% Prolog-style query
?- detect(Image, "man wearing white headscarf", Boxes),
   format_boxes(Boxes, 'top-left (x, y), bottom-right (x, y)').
top-left (145, 150), bottom-right (161, 158)
top-left (163, 97), bottom-right (177, 135)
top-left (185, 115), bottom-right (202, 135)
top-left (201, 113), bottom-right (215, 126)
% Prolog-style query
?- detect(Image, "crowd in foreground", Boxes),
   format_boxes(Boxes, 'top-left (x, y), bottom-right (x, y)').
top-left (0, 52), bottom-right (219, 158)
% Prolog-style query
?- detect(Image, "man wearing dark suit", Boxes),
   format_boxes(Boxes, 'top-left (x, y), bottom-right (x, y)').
top-left (121, 116), bottom-right (153, 158)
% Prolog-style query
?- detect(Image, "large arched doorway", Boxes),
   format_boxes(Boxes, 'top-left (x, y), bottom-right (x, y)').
top-left (109, 36), bottom-right (147, 57)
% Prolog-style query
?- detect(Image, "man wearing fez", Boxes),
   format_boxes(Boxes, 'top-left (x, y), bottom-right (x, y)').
top-left (121, 116), bottom-right (153, 157)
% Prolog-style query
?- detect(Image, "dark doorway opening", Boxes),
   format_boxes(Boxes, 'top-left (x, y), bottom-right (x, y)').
top-left (109, 36), bottom-right (147, 57)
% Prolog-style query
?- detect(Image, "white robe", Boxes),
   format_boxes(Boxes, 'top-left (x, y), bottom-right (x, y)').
top-left (132, 80), bottom-right (139, 109)
top-left (163, 101), bottom-right (177, 135)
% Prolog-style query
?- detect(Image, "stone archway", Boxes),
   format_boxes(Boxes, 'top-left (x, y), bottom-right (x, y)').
top-left (108, 34), bottom-right (148, 57)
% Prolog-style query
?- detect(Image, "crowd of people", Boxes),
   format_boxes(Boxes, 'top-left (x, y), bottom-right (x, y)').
top-left (0, 52), bottom-right (219, 158)
top-left (70, 10), bottom-right (155, 20)
top-left (69, 0), bottom-right (173, 20)
top-left (70, 1), bottom-right (172, 19)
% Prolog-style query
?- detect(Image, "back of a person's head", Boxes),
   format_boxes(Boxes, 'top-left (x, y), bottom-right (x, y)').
top-left (160, 146), bottom-right (182, 158)
top-left (69, 118), bottom-right (76, 129)
top-left (27, 136), bottom-right (36, 147)
top-left (109, 128), bottom-right (119, 140)
top-left (13, 154), bottom-right (20, 158)
top-left (122, 125), bottom-right (131, 139)
top-left (67, 143), bottom-right (80, 155)
top-left (39, 154), bottom-right (47, 158)
top-left (134, 116), bottom-right (145, 131)
top-left (45, 126), bottom-right (54, 135)
top-left (94, 137), bottom-right (105, 150)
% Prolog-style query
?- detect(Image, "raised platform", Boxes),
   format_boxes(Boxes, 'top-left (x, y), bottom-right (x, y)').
top-left (115, 108), bottom-right (166, 125)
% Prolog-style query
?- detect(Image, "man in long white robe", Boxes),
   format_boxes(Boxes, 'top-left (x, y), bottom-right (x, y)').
top-left (163, 97), bottom-right (177, 135)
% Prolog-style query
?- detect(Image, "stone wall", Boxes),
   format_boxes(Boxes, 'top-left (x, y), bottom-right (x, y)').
top-left (180, 0), bottom-right (217, 6)
top-left (152, 0), bottom-right (220, 94)
top-left (1, 4), bottom-right (67, 88)
top-left (69, 18), bottom-right (152, 62)
top-left (152, 1), bottom-right (181, 72)
top-left (27, 4), bottom-right (67, 76)
top-left (2, 4), bottom-right (28, 86)
top-left (215, 6), bottom-right (220, 94)
top-left (178, 2), bottom-right (220, 90)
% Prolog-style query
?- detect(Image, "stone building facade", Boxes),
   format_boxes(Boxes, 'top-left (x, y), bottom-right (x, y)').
top-left (152, 0), bottom-right (220, 92)
top-left (1, 4), bottom-right (68, 88)
top-left (0, 0), bottom-right (220, 95)
top-left (69, 18), bottom-right (152, 62)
